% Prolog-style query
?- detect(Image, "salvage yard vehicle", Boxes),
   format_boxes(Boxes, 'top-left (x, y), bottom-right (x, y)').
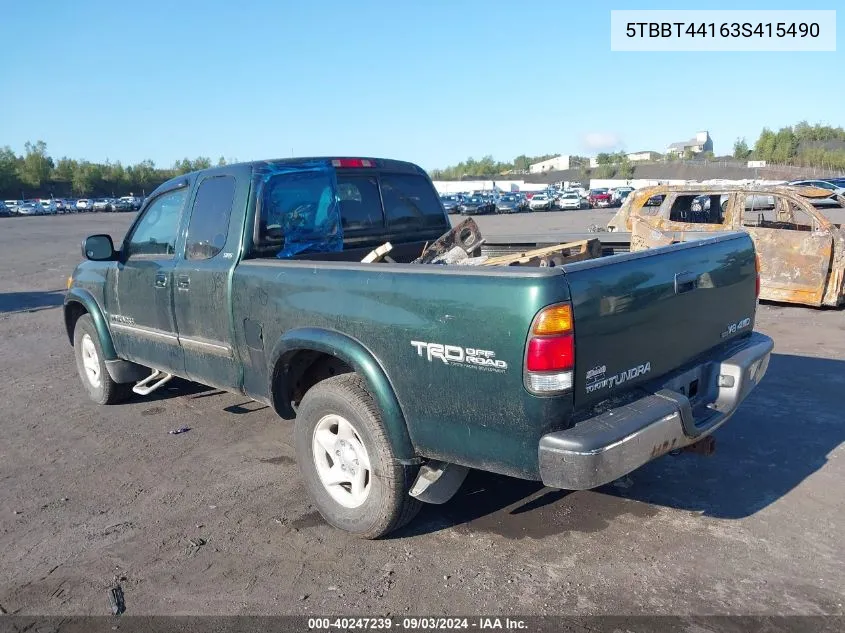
top-left (607, 184), bottom-right (845, 307)
top-left (458, 195), bottom-right (495, 215)
top-left (495, 194), bottom-right (522, 214)
top-left (588, 188), bottom-right (612, 208)
top-left (556, 191), bottom-right (582, 210)
top-left (65, 156), bottom-right (773, 538)
top-left (439, 194), bottom-right (462, 215)
top-left (528, 192), bottom-right (553, 210)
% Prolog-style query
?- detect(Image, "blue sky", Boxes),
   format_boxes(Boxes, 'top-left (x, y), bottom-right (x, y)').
top-left (1, 0), bottom-right (841, 170)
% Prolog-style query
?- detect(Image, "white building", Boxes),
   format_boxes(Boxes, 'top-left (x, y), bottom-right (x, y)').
top-left (666, 131), bottom-right (713, 157)
top-left (627, 151), bottom-right (661, 162)
top-left (528, 155), bottom-right (571, 174)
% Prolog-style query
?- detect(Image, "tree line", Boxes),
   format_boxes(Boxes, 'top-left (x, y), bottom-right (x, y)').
top-left (3, 120), bottom-right (843, 198)
top-left (0, 141), bottom-right (234, 199)
top-left (733, 121), bottom-right (845, 170)
top-left (431, 121), bottom-right (845, 180)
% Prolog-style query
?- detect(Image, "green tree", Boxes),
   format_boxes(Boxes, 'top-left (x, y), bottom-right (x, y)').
top-left (17, 140), bottom-right (53, 189)
top-left (733, 137), bottom-right (751, 159)
top-left (71, 161), bottom-right (95, 196)
top-left (596, 153), bottom-right (612, 165)
top-left (683, 147), bottom-right (694, 160)
top-left (754, 128), bottom-right (777, 161)
top-left (618, 158), bottom-right (634, 179)
top-left (217, 156), bottom-right (227, 166)
top-left (0, 146), bottom-right (19, 193)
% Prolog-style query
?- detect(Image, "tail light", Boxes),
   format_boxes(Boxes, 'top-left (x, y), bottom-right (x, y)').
top-left (524, 303), bottom-right (574, 394)
top-left (755, 253), bottom-right (761, 298)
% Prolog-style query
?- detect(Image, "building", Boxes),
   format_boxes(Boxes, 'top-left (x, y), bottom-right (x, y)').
top-left (626, 151), bottom-right (661, 162)
top-left (528, 155), bottom-right (571, 174)
top-left (666, 131), bottom-right (713, 157)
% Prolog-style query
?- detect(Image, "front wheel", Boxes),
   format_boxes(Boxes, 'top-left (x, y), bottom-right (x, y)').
top-left (73, 314), bottom-right (133, 405)
top-left (294, 374), bottom-right (421, 539)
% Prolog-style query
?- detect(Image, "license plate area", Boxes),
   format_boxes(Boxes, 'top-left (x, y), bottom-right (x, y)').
top-left (661, 363), bottom-right (720, 428)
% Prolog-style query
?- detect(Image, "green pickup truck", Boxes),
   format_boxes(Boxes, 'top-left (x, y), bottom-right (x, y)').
top-left (64, 157), bottom-right (774, 538)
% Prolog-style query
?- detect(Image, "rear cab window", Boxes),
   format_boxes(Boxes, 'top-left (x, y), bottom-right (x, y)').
top-left (253, 161), bottom-right (448, 258)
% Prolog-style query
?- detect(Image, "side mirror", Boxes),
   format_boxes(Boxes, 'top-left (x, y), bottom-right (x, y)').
top-left (82, 234), bottom-right (116, 261)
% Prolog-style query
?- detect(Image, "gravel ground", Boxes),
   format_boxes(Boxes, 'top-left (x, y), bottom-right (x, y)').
top-left (0, 212), bottom-right (842, 617)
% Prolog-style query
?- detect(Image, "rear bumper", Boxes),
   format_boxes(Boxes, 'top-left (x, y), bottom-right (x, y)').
top-left (538, 332), bottom-right (774, 490)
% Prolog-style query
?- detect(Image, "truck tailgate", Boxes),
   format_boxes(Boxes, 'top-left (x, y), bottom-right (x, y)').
top-left (562, 232), bottom-right (759, 408)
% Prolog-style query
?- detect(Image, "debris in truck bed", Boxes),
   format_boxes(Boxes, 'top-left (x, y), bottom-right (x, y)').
top-left (412, 218), bottom-right (483, 264)
top-left (361, 242), bottom-right (394, 263)
top-left (480, 238), bottom-right (602, 267)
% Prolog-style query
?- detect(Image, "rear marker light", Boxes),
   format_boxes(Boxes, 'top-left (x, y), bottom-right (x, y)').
top-left (532, 304), bottom-right (572, 335)
top-left (755, 253), bottom-right (761, 298)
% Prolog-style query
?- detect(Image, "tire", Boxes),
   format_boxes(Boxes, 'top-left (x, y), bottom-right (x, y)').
top-left (73, 314), bottom-right (132, 405)
top-left (294, 373), bottom-right (422, 539)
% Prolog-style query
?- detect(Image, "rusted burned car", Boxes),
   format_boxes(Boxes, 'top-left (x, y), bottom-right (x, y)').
top-left (607, 184), bottom-right (845, 307)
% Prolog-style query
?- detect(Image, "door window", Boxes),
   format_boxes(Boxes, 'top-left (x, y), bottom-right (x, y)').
top-left (669, 194), bottom-right (726, 224)
top-left (742, 195), bottom-right (818, 231)
top-left (185, 176), bottom-right (237, 260)
top-left (125, 188), bottom-right (188, 257)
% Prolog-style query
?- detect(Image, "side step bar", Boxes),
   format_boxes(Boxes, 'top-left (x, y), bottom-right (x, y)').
top-left (132, 369), bottom-right (175, 396)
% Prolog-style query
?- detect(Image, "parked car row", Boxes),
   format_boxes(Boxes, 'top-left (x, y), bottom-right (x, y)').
top-left (438, 183), bottom-right (641, 216)
top-left (1, 196), bottom-right (144, 216)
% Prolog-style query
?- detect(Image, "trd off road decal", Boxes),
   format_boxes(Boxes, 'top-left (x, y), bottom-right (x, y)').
top-left (410, 341), bottom-right (508, 373)
top-left (586, 362), bottom-right (651, 394)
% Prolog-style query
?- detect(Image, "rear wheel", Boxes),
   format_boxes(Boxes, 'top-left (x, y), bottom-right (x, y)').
top-left (294, 373), bottom-right (421, 539)
top-left (73, 315), bottom-right (132, 405)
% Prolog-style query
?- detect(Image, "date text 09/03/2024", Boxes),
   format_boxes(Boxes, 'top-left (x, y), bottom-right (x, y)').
top-left (308, 617), bottom-right (527, 630)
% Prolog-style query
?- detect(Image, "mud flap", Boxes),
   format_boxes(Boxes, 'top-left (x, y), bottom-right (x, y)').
top-left (409, 460), bottom-right (469, 504)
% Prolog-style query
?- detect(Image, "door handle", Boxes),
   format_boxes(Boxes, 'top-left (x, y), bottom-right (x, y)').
top-left (674, 271), bottom-right (698, 294)
top-left (154, 273), bottom-right (168, 288)
top-left (177, 274), bottom-right (190, 290)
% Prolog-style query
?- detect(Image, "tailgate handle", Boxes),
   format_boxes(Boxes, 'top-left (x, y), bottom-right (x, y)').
top-left (674, 271), bottom-right (698, 294)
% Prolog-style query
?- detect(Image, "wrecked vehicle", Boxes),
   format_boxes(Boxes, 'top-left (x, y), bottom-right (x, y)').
top-left (65, 157), bottom-right (773, 538)
top-left (608, 184), bottom-right (845, 307)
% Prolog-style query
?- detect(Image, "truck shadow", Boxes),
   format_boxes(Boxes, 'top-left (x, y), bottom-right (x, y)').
top-left (602, 352), bottom-right (844, 519)
top-left (398, 352), bottom-right (843, 538)
top-left (0, 290), bottom-right (65, 313)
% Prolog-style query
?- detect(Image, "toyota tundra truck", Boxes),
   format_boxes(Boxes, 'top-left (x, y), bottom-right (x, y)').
top-left (64, 156), bottom-right (773, 538)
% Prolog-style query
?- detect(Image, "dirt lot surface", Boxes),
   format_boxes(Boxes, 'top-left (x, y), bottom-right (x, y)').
top-left (0, 212), bottom-right (843, 617)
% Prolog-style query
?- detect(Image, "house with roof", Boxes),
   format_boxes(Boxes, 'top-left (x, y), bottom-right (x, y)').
top-left (666, 131), bottom-right (713, 157)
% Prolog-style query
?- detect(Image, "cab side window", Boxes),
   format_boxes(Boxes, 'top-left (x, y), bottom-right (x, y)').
top-left (185, 176), bottom-right (237, 260)
top-left (669, 194), bottom-right (726, 224)
top-left (125, 188), bottom-right (188, 258)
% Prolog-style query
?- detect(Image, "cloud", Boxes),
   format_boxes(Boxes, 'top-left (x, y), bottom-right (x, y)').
top-left (581, 132), bottom-right (623, 152)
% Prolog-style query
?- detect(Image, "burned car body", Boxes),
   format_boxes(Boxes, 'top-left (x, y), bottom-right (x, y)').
top-left (607, 184), bottom-right (845, 307)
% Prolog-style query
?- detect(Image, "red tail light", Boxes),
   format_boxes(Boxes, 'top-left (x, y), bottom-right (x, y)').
top-left (755, 253), bottom-right (761, 298)
top-left (331, 158), bottom-right (374, 168)
top-left (526, 334), bottom-right (574, 371)
top-left (524, 303), bottom-right (575, 394)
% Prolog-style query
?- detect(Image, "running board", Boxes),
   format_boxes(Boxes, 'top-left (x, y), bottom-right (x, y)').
top-left (132, 369), bottom-right (174, 396)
